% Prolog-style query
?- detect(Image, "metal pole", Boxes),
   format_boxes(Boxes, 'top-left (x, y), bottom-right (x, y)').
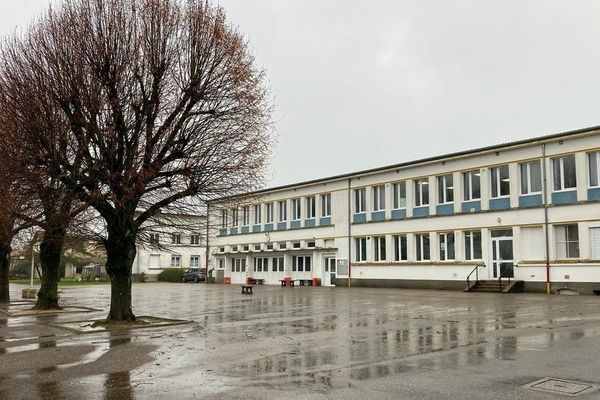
top-left (205, 203), bottom-right (210, 282)
top-left (542, 143), bottom-right (551, 295)
top-left (347, 178), bottom-right (352, 288)
top-left (30, 242), bottom-right (34, 287)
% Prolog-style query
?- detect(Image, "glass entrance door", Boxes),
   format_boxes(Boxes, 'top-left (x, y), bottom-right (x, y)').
top-left (491, 237), bottom-right (514, 279)
top-left (323, 257), bottom-right (336, 286)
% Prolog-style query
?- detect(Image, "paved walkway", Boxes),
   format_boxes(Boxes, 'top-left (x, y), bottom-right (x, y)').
top-left (2, 283), bottom-right (600, 399)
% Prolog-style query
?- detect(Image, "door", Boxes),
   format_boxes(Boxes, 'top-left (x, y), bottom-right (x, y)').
top-left (491, 237), bottom-right (514, 278)
top-left (323, 257), bottom-right (336, 286)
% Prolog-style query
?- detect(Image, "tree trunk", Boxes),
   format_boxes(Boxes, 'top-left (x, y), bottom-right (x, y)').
top-left (105, 227), bottom-right (137, 322)
top-left (35, 225), bottom-right (66, 310)
top-left (0, 242), bottom-right (10, 304)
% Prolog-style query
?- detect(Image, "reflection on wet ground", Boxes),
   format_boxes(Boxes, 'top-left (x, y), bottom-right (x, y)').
top-left (2, 284), bottom-right (600, 399)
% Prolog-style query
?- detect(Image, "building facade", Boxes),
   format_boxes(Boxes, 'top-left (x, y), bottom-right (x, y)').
top-left (208, 126), bottom-right (600, 293)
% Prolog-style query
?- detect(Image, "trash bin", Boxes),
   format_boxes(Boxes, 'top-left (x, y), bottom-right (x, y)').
top-left (224, 276), bottom-right (231, 284)
top-left (283, 276), bottom-right (292, 287)
top-left (246, 276), bottom-right (254, 285)
top-left (312, 277), bottom-right (321, 287)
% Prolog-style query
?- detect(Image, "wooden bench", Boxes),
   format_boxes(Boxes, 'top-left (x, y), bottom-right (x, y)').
top-left (280, 279), bottom-right (295, 287)
top-left (297, 279), bottom-right (313, 286)
top-left (252, 279), bottom-right (265, 285)
top-left (241, 285), bottom-right (253, 295)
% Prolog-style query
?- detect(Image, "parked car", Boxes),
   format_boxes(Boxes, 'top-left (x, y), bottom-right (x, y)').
top-left (182, 268), bottom-right (206, 283)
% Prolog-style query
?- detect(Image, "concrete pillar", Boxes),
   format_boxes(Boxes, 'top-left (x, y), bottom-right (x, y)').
top-left (453, 171), bottom-right (462, 213)
top-left (576, 152), bottom-right (588, 201)
top-left (480, 167), bottom-right (490, 211)
top-left (429, 175), bottom-right (437, 216)
top-left (509, 162), bottom-right (520, 208)
top-left (406, 179), bottom-right (414, 218)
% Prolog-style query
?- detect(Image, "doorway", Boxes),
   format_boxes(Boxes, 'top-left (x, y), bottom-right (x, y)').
top-left (491, 233), bottom-right (514, 279)
top-left (323, 256), bottom-right (336, 286)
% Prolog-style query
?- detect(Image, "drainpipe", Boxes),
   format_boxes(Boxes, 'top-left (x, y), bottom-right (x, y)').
top-left (205, 203), bottom-right (210, 280)
top-left (542, 143), bottom-right (551, 294)
top-left (347, 178), bottom-right (352, 288)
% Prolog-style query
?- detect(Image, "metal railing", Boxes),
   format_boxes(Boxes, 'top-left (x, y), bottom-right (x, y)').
top-left (466, 265), bottom-right (481, 291)
top-left (498, 267), bottom-right (512, 293)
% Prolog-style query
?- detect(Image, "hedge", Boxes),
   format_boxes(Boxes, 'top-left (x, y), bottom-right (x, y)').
top-left (157, 268), bottom-right (186, 282)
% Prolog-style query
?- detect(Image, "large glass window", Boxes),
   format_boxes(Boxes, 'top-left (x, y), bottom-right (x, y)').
top-left (465, 231), bottom-right (482, 260)
top-left (355, 237), bottom-right (367, 262)
top-left (463, 170), bottom-right (481, 201)
top-left (553, 155), bottom-right (577, 191)
top-left (393, 182), bottom-right (407, 209)
top-left (278, 201), bottom-right (287, 222)
top-left (254, 257), bottom-right (269, 272)
top-left (242, 206), bottom-right (250, 226)
top-left (393, 235), bottom-right (407, 261)
top-left (438, 174), bottom-right (454, 204)
top-left (272, 256), bottom-right (285, 272)
top-left (265, 203), bottom-right (274, 223)
top-left (221, 210), bottom-right (228, 228)
top-left (415, 233), bottom-right (430, 261)
top-left (491, 165), bottom-right (510, 198)
top-left (292, 255), bottom-right (311, 272)
top-left (555, 224), bottom-right (579, 259)
top-left (439, 232), bottom-right (455, 261)
top-left (231, 209), bottom-right (239, 227)
top-left (170, 255), bottom-right (181, 268)
top-left (232, 258), bottom-right (246, 272)
top-left (373, 186), bottom-right (385, 211)
top-left (306, 196), bottom-right (316, 219)
top-left (253, 205), bottom-right (262, 225)
top-left (291, 198), bottom-right (301, 220)
top-left (190, 256), bottom-right (200, 268)
top-left (520, 160), bottom-right (542, 194)
top-left (373, 236), bottom-right (386, 261)
top-left (355, 188), bottom-right (366, 213)
top-left (415, 179), bottom-right (429, 207)
top-left (589, 152), bottom-right (600, 187)
top-left (321, 193), bottom-right (331, 217)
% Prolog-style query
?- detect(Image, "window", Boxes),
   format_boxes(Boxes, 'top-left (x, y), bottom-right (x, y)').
top-left (266, 243), bottom-right (274, 250)
top-left (491, 165), bottom-right (510, 198)
top-left (190, 256), bottom-right (200, 268)
top-left (464, 231), bottom-right (482, 260)
top-left (307, 241), bottom-right (316, 248)
top-left (321, 193), bottom-right (331, 217)
top-left (292, 255), bottom-right (311, 272)
top-left (171, 234), bottom-right (181, 244)
top-left (279, 243), bottom-right (287, 250)
top-left (254, 244), bottom-right (261, 251)
top-left (221, 210), bottom-right (228, 228)
top-left (590, 227), bottom-right (600, 259)
top-left (520, 160), bottom-right (542, 194)
top-left (278, 201), bottom-right (287, 222)
top-left (355, 237), bottom-right (367, 262)
top-left (463, 170), bottom-right (481, 201)
top-left (272, 256), bottom-right (285, 272)
top-left (190, 234), bottom-right (201, 245)
top-left (254, 257), bottom-right (269, 272)
top-left (373, 185), bottom-right (386, 211)
top-left (393, 235), bottom-right (407, 261)
top-left (170, 255), bottom-right (181, 268)
top-left (555, 224), bottom-right (579, 259)
top-left (373, 236), bottom-right (386, 261)
top-left (266, 203), bottom-right (274, 223)
top-left (589, 152), bottom-right (600, 187)
top-left (439, 232), bottom-right (455, 261)
top-left (232, 245), bottom-right (238, 252)
top-left (254, 205), bottom-right (262, 225)
top-left (355, 188), bottom-right (366, 213)
top-left (292, 198), bottom-right (301, 220)
top-left (393, 182), bottom-right (407, 209)
top-left (521, 227), bottom-right (545, 260)
top-left (232, 209), bottom-right (239, 227)
top-left (437, 175), bottom-right (454, 204)
top-left (243, 245), bottom-right (249, 252)
top-left (218, 258), bottom-right (225, 269)
top-left (306, 196), bottom-right (316, 219)
top-left (415, 233), bottom-right (430, 261)
top-left (148, 254), bottom-right (160, 269)
top-left (242, 206), bottom-right (250, 226)
top-left (414, 179), bottom-right (429, 207)
top-left (553, 155), bottom-right (577, 191)
top-left (149, 233), bottom-right (160, 244)
top-left (292, 241), bottom-right (301, 249)
top-left (232, 258), bottom-right (246, 272)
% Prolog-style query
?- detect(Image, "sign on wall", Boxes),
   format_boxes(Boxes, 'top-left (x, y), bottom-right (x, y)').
top-left (337, 259), bottom-right (348, 275)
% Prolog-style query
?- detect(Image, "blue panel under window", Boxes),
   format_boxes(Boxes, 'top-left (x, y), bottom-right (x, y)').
top-left (304, 218), bottom-right (316, 227)
top-left (353, 213), bottom-right (367, 223)
top-left (277, 222), bottom-right (287, 230)
top-left (519, 194), bottom-right (542, 208)
top-left (371, 211), bottom-right (385, 222)
top-left (252, 225), bottom-right (261, 233)
top-left (264, 223), bottom-right (274, 231)
top-left (230, 227), bottom-right (238, 235)
top-left (461, 201), bottom-right (481, 213)
top-left (241, 226), bottom-right (249, 234)
top-left (413, 206), bottom-right (429, 218)
top-left (489, 198), bottom-right (510, 210)
top-left (588, 187), bottom-right (600, 201)
top-left (436, 204), bottom-right (454, 216)
top-left (219, 228), bottom-right (228, 236)
top-left (391, 209), bottom-right (406, 220)
top-left (319, 217), bottom-right (332, 226)
top-left (552, 190), bottom-right (577, 205)
top-left (290, 220), bottom-right (301, 229)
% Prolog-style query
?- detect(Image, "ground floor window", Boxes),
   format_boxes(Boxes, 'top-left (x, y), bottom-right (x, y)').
top-left (415, 234), bottom-right (430, 261)
top-left (254, 257), bottom-right (269, 272)
top-left (272, 256), bottom-right (285, 272)
top-left (373, 236), bottom-right (386, 261)
top-left (170, 255), bottom-right (181, 268)
top-left (218, 258), bottom-right (225, 269)
top-left (555, 224), bottom-right (579, 259)
top-left (355, 237), bottom-right (367, 262)
top-left (393, 235), bottom-right (407, 261)
top-left (439, 232), bottom-right (455, 261)
top-left (464, 231), bottom-right (482, 260)
top-left (521, 226), bottom-right (545, 260)
top-left (292, 255), bottom-right (312, 272)
top-left (232, 258), bottom-right (246, 272)
top-left (190, 255), bottom-right (200, 268)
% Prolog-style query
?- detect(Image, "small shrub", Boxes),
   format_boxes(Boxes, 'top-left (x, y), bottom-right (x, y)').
top-left (138, 272), bottom-right (147, 283)
top-left (157, 268), bottom-right (185, 282)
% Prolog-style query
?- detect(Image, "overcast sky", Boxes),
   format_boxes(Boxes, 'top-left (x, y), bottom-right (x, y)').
top-left (3, 1), bottom-right (600, 187)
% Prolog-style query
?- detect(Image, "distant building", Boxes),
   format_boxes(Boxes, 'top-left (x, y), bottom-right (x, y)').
top-left (207, 126), bottom-right (600, 294)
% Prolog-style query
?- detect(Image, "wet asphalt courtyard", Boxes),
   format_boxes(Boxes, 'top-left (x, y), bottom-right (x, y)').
top-left (2, 283), bottom-right (600, 399)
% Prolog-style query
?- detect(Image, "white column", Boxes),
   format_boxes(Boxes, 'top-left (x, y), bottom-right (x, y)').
top-left (453, 172), bottom-right (462, 213)
top-left (480, 167), bottom-right (490, 211)
top-left (365, 186), bottom-right (372, 222)
top-left (509, 162), bottom-right (520, 208)
top-left (429, 175), bottom-right (437, 216)
top-left (385, 183), bottom-right (393, 220)
top-left (406, 179), bottom-right (414, 218)
top-left (576, 152), bottom-right (588, 201)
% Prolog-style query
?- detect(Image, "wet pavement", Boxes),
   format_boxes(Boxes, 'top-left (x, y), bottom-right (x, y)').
top-left (2, 283), bottom-right (600, 399)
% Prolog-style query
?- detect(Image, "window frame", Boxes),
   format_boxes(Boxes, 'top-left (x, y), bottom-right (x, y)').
top-left (555, 224), bottom-right (580, 259)
top-left (291, 198), bottom-right (301, 221)
top-left (265, 203), bottom-right (274, 223)
top-left (464, 230), bottom-right (482, 260)
top-left (253, 204), bottom-right (262, 225)
top-left (221, 210), bottom-right (228, 228)
top-left (170, 254), bottom-right (182, 268)
top-left (355, 237), bottom-right (367, 262)
top-left (355, 188), bottom-right (366, 214)
top-left (242, 206), bottom-right (250, 226)
top-left (438, 232), bottom-right (455, 261)
top-left (190, 234), bottom-right (201, 245)
top-left (373, 236), bottom-right (386, 261)
top-left (393, 235), bottom-right (408, 261)
top-left (189, 255), bottom-right (200, 268)
top-left (552, 155), bottom-right (577, 192)
top-left (306, 196), bottom-right (316, 219)
top-left (490, 165), bottom-right (510, 198)
top-left (589, 152), bottom-right (600, 188)
top-left (393, 181), bottom-right (407, 209)
top-left (321, 193), bottom-right (331, 217)
top-left (415, 233), bottom-right (430, 261)
top-left (171, 233), bottom-right (181, 245)
top-left (373, 185), bottom-right (386, 211)
top-left (414, 178), bottom-right (430, 207)
top-left (463, 170), bottom-right (481, 201)
top-left (278, 201), bottom-right (287, 222)
top-left (520, 160), bottom-right (542, 195)
top-left (231, 209), bottom-right (239, 227)
top-left (437, 174), bottom-right (454, 204)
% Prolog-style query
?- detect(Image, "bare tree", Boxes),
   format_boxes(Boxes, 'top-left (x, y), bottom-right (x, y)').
top-left (0, 0), bottom-right (273, 321)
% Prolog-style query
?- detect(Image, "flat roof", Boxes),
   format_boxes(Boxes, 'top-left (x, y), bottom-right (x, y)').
top-left (211, 124), bottom-right (600, 202)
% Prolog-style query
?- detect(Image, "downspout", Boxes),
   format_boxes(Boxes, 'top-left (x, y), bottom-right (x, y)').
top-left (205, 203), bottom-right (210, 280)
top-left (542, 143), bottom-right (551, 294)
top-left (347, 178), bottom-right (352, 288)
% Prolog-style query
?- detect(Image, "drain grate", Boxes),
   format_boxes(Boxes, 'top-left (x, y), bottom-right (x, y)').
top-left (526, 378), bottom-right (598, 396)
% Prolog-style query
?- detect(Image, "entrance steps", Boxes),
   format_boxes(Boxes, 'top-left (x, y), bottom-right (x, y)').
top-left (465, 280), bottom-right (524, 294)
